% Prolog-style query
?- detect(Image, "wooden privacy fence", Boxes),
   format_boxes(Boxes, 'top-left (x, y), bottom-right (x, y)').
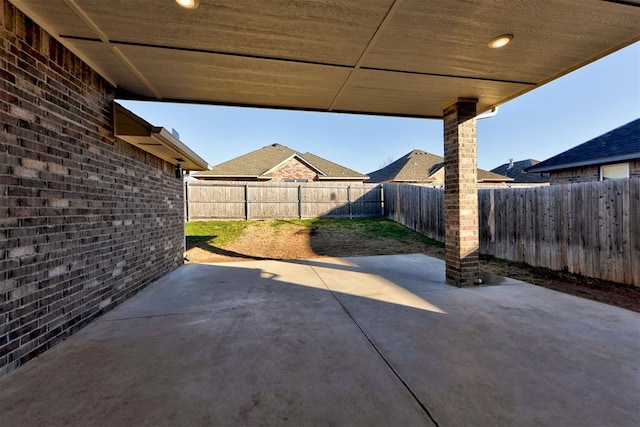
top-left (186, 181), bottom-right (383, 220)
top-left (384, 179), bottom-right (640, 286)
top-left (383, 183), bottom-right (445, 242)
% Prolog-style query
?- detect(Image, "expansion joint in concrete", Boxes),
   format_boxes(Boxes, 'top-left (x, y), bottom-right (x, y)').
top-left (304, 259), bottom-right (440, 427)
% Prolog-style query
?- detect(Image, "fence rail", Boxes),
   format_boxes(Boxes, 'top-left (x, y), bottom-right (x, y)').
top-left (186, 181), bottom-right (383, 220)
top-left (384, 179), bottom-right (639, 286)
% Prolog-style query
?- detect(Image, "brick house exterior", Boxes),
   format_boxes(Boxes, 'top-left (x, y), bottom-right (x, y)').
top-left (544, 160), bottom-right (640, 185)
top-left (527, 119), bottom-right (640, 185)
top-left (0, 2), bottom-right (188, 376)
top-left (194, 143), bottom-right (368, 183)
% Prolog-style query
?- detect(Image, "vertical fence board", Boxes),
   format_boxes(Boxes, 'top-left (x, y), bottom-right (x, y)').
top-left (603, 181), bottom-right (614, 281)
top-left (611, 180), bottom-right (623, 283)
top-left (631, 178), bottom-right (640, 286)
top-left (543, 186), bottom-right (553, 270)
top-left (557, 184), bottom-right (567, 271)
top-left (526, 187), bottom-right (537, 267)
top-left (565, 184), bottom-right (573, 272)
top-left (575, 184), bottom-right (586, 276)
top-left (587, 182), bottom-right (596, 279)
top-left (621, 179), bottom-right (631, 284)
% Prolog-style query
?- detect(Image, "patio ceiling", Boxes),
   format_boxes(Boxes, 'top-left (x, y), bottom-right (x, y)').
top-left (10, 0), bottom-right (640, 118)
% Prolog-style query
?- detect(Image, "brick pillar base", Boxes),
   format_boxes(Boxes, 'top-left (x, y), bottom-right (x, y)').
top-left (443, 98), bottom-right (479, 287)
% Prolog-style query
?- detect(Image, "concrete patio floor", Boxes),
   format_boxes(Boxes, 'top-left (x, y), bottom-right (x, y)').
top-left (1, 254), bottom-right (638, 426)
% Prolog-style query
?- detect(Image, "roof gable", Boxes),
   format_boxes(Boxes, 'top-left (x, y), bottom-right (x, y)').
top-left (367, 150), bottom-right (444, 183)
top-left (367, 149), bottom-right (512, 183)
top-left (200, 143), bottom-right (296, 177)
top-left (193, 143), bottom-right (367, 179)
top-left (527, 118), bottom-right (640, 173)
top-left (262, 153), bottom-right (326, 177)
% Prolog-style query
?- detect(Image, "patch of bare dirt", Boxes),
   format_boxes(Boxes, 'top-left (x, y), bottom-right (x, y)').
top-left (186, 220), bottom-right (639, 313)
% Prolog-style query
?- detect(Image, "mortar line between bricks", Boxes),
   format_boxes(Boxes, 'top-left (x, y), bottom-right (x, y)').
top-left (304, 259), bottom-right (440, 427)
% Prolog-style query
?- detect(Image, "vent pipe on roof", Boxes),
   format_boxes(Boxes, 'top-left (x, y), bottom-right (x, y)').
top-left (508, 159), bottom-right (514, 169)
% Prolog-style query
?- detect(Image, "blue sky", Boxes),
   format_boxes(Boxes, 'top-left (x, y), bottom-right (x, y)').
top-left (119, 42), bottom-right (639, 174)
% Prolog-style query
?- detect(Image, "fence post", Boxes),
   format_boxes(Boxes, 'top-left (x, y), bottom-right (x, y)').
top-left (419, 186), bottom-right (423, 233)
top-left (396, 184), bottom-right (400, 222)
top-left (298, 185), bottom-right (302, 219)
top-left (347, 185), bottom-right (352, 219)
top-left (244, 184), bottom-right (249, 220)
top-left (184, 181), bottom-right (190, 222)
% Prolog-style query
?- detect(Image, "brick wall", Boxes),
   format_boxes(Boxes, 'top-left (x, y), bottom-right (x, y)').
top-left (549, 166), bottom-right (600, 184)
top-left (0, 1), bottom-right (183, 376)
top-left (269, 157), bottom-right (318, 182)
top-left (550, 160), bottom-right (640, 184)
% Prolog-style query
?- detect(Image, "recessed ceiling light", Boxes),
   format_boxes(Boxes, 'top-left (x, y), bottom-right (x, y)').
top-left (175, 0), bottom-right (199, 9)
top-left (488, 34), bottom-right (513, 49)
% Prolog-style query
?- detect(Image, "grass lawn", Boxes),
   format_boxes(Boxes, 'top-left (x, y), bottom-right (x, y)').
top-left (186, 217), bottom-right (443, 251)
top-left (185, 220), bottom-right (249, 248)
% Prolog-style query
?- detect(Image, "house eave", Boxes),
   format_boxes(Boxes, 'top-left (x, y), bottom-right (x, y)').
top-left (114, 103), bottom-right (211, 171)
top-left (526, 153), bottom-right (640, 173)
top-left (151, 128), bottom-right (211, 171)
top-left (316, 176), bottom-right (369, 181)
top-left (192, 174), bottom-right (269, 179)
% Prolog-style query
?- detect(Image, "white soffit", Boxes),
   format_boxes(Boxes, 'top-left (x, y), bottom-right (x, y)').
top-left (114, 103), bottom-right (210, 171)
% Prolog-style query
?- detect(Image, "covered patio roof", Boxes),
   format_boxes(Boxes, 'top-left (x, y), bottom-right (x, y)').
top-left (9, 0), bottom-right (640, 118)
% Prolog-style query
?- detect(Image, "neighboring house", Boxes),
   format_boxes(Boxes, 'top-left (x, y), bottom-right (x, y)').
top-left (367, 149), bottom-right (512, 186)
top-left (193, 143), bottom-right (368, 183)
top-left (491, 159), bottom-right (550, 185)
top-left (526, 118), bottom-right (640, 184)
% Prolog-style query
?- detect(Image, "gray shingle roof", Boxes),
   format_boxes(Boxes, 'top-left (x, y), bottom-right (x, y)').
top-left (367, 149), bottom-right (512, 183)
top-left (526, 118), bottom-right (640, 173)
top-left (491, 159), bottom-right (550, 183)
top-left (367, 150), bottom-right (443, 183)
top-left (193, 143), bottom-right (368, 179)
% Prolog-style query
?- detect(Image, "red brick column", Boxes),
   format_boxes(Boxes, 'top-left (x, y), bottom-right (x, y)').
top-left (443, 99), bottom-right (479, 286)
